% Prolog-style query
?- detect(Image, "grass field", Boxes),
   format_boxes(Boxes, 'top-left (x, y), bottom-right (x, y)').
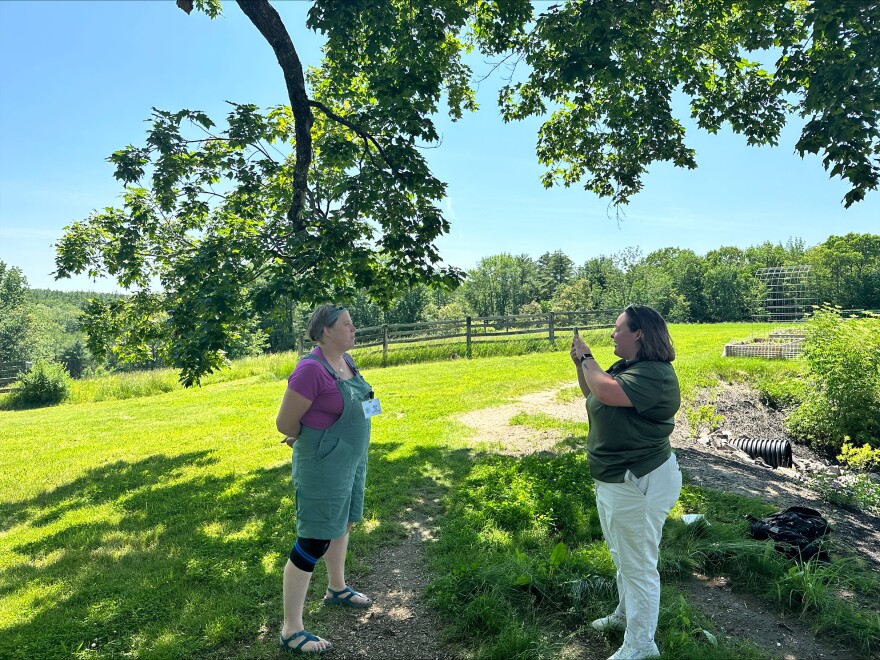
top-left (1, 323), bottom-right (876, 658)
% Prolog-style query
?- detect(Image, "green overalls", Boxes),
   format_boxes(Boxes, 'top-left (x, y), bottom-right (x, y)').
top-left (291, 354), bottom-right (373, 539)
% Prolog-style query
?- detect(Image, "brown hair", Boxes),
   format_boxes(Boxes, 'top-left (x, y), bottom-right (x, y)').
top-left (625, 304), bottom-right (675, 362)
top-left (307, 304), bottom-right (346, 343)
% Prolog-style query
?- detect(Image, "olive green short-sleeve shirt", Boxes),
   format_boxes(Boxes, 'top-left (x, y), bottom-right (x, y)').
top-left (585, 359), bottom-right (680, 483)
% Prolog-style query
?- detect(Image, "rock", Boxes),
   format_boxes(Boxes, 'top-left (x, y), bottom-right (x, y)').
top-left (733, 449), bottom-right (754, 463)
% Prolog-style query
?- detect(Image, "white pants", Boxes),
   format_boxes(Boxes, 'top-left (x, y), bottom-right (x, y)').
top-left (595, 453), bottom-right (682, 651)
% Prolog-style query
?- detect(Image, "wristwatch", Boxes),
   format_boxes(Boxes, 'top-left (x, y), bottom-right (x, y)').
top-left (579, 353), bottom-right (594, 363)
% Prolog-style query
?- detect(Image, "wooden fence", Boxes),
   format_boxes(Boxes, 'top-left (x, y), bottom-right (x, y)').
top-left (0, 361), bottom-right (31, 393)
top-left (299, 310), bottom-right (618, 364)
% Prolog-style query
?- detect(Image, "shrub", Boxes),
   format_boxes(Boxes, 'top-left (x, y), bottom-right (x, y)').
top-left (10, 359), bottom-right (71, 408)
top-left (786, 308), bottom-right (880, 452)
top-left (837, 441), bottom-right (880, 472)
top-left (685, 404), bottom-right (725, 438)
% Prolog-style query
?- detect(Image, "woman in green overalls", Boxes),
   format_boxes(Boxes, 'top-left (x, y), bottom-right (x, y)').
top-left (275, 304), bottom-right (379, 654)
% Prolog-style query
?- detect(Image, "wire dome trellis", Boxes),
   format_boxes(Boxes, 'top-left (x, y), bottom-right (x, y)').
top-left (725, 265), bottom-right (817, 359)
top-left (754, 265), bottom-right (818, 326)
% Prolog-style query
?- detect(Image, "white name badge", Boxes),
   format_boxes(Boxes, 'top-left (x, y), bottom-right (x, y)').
top-left (362, 398), bottom-right (382, 418)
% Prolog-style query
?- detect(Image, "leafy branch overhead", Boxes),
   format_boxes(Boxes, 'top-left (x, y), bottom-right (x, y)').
top-left (55, 0), bottom-right (879, 385)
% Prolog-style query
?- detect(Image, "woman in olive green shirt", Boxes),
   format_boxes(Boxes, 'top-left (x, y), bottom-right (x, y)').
top-left (571, 305), bottom-right (682, 660)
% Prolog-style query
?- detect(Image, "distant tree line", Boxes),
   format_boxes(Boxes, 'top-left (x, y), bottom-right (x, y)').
top-left (257, 233), bottom-right (880, 353)
top-left (1, 232), bottom-right (878, 376)
top-left (269, 233), bottom-right (880, 350)
top-left (0, 267), bottom-right (125, 377)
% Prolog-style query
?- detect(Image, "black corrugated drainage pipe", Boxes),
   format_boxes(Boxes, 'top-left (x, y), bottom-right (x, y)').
top-left (730, 438), bottom-right (793, 469)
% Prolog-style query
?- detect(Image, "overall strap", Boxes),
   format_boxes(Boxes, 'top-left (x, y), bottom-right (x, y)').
top-left (342, 354), bottom-right (361, 376)
top-left (301, 353), bottom-right (360, 380)
top-left (300, 353), bottom-right (340, 380)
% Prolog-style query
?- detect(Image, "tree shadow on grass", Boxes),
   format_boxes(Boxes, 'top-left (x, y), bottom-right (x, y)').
top-left (0, 452), bottom-right (219, 533)
top-left (0, 442), bottom-right (477, 659)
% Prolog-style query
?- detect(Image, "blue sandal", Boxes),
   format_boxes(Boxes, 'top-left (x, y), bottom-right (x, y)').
top-left (279, 630), bottom-right (331, 654)
top-left (323, 585), bottom-right (372, 609)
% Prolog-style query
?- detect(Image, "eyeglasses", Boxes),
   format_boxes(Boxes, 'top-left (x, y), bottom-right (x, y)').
top-left (624, 305), bottom-right (642, 329)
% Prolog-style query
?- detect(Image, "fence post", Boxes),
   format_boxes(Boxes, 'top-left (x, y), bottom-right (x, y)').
top-left (382, 325), bottom-right (389, 367)
top-left (466, 316), bottom-right (472, 359)
top-left (548, 312), bottom-right (555, 344)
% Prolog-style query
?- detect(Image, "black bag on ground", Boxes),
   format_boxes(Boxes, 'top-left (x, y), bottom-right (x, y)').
top-left (746, 506), bottom-right (830, 561)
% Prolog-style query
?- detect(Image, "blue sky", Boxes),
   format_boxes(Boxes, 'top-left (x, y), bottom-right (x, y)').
top-left (1, 1), bottom-right (877, 294)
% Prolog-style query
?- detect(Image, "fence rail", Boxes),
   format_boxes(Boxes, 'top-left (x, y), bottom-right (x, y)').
top-left (0, 360), bottom-right (31, 393)
top-left (299, 310), bottom-right (619, 364)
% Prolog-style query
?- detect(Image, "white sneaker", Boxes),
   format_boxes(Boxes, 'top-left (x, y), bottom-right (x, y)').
top-left (607, 641), bottom-right (660, 659)
top-left (591, 612), bottom-right (627, 632)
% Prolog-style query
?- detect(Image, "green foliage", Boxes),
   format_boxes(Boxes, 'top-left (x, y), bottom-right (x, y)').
top-left (26, 288), bottom-right (121, 368)
top-left (58, 338), bottom-right (94, 379)
top-left (8, 359), bottom-right (70, 408)
top-left (685, 404), bottom-right (726, 438)
top-left (786, 307), bottom-right (880, 450)
top-left (0, 262), bottom-right (35, 362)
top-left (838, 441), bottom-right (880, 472)
top-left (493, 2), bottom-right (880, 208)
top-left (536, 250), bottom-right (574, 301)
top-left (776, 560), bottom-right (843, 615)
top-left (427, 452), bottom-right (605, 655)
top-left (659, 595), bottom-right (721, 657)
top-left (811, 471), bottom-right (880, 516)
top-left (549, 278), bottom-right (593, 313)
top-left (459, 253), bottom-right (540, 317)
top-left (805, 234), bottom-right (880, 309)
top-left (56, 99), bottom-right (464, 386)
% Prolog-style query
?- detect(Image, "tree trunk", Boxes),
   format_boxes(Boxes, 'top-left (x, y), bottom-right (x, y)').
top-left (236, 0), bottom-right (312, 229)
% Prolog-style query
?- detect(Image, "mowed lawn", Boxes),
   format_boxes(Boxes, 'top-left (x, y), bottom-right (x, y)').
top-left (0, 324), bottom-right (796, 658)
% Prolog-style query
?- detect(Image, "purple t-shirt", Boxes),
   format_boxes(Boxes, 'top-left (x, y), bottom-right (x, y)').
top-left (287, 347), bottom-right (345, 430)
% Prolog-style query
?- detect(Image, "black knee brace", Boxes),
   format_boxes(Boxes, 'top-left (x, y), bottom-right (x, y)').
top-left (289, 537), bottom-right (331, 572)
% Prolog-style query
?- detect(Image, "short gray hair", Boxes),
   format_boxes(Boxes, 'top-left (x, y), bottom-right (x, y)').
top-left (307, 304), bottom-right (346, 342)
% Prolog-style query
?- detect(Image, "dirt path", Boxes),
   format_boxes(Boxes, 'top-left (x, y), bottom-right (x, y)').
top-left (321, 382), bottom-right (877, 659)
top-left (318, 501), bottom-right (458, 659)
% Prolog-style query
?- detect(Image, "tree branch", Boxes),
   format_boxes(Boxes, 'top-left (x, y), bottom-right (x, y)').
top-left (308, 99), bottom-right (404, 179)
top-left (235, 0), bottom-right (312, 230)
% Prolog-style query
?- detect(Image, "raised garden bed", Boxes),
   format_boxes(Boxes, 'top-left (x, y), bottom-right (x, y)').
top-left (723, 336), bottom-right (804, 359)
